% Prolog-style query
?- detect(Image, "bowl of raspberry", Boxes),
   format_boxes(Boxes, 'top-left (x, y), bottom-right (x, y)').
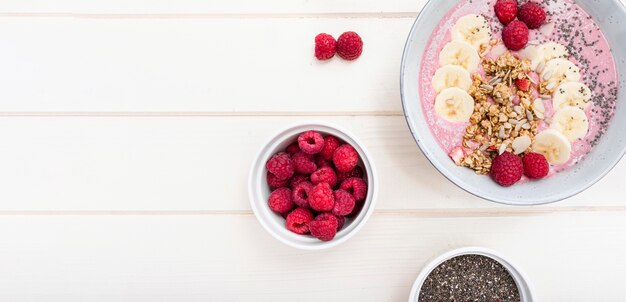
top-left (248, 121), bottom-right (378, 250)
top-left (401, 0), bottom-right (626, 205)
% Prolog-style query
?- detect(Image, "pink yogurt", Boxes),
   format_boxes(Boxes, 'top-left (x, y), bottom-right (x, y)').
top-left (418, 0), bottom-right (619, 175)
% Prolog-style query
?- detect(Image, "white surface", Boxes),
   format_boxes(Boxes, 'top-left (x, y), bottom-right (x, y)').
top-left (1, 0), bottom-right (625, 301)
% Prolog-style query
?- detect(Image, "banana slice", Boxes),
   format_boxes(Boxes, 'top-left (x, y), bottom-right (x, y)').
top-left (550, 106), bottom-right (589, 142)
top-left (518, 45), bottom-right (542, 70)
top-left (525, 42), bottom-right (569, 72)
top-left (540, 58), bottom-right (581, 92)
top-left (434, 87), bottom-right (475, 123)
top-left (432, 65), bottom-right (473, 93)
top-left (439, 41), bottom-right (481, 72)
top-left (451, 14), bottom-right (492, 50)
top-left (532, 129), bottom-right (572, 165)
top-left (539, 42), bottom-right (569, 62)
top-left (552, 82), bottom-right (592, 110)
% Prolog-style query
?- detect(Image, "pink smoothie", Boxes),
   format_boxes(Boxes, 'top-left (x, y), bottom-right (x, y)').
top-left (419, 0), bottom-right (619, 174)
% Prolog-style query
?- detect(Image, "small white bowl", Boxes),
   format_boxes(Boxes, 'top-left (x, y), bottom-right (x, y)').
top-left (248, 121), bottom-right (378, 250)
top-left (408, 247), bottom-right (534, 302)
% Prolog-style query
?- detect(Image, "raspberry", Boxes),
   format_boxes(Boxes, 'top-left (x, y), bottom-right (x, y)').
top-left (311, 166), bottom-right (338, 188)
top-left (285, 142), bottom-right (300, 155)
top-left (315, 155), bottom-right (333, 169)
top-left (346, 202), bottom-right (363, 218)
top-left (518, 2), bottom-right (546, 29)
top-left (267, 171), bottom-right (289, 190)
top-left (290, 173), bottom-right (309, 189)
top-left (268, 187), bottom-right (294, 214)
top-left (336, 31), bottom-right (363, 61)
top-left (333, 144), bottom-right (359, 172)
top-left (298, 131), bottom-right (325, 155)
top-left (309, 183), bottom-right (335, 212)
top-left (292, 152), bottom-right (317, 174)
top-left (286, 207), bottom-right (314, 234)
top-left (336, 166), bottom-right (364, 183)
top-left (515, 78), bottom-right (531, 91)
top-left (494, 0), bottom-right (518, 25)
top-left (315, 33), bottom-right (336, 61)
top-left (266, 152), bottom-right (295, 180)
top-left (332, 189), bottom-right (356, 216)
top-left (340, 177), bottom-right (368, 201)
top-left (320, 135), bottom-right (342, 160)
top-left (335, 215), bottom-right (345, 231)
top-left (502, 20), bottom-right (529, 51)
top-left (309, 213), bottom-right (338, 241)
top-left (292, 181), bottom-right (313, 208)
top-left (523, 152), bottom-right (550, 179)
top-left (490, 152), bottom-right (524, 187)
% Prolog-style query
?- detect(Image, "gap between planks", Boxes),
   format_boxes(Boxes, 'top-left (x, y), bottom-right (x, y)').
top-left (1, 207), bottom-right (625, 217)
top-left (0, 12), bottom-right (418, 19)
top-left (0, 111), bottom-right (404, 117)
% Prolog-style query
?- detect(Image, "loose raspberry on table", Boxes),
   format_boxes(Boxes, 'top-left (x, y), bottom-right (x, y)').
top-left (309, 213), bottom-right (338, 241)
top-left (494, 0), bottom-right (518, 25)
top-left (268, 187), bottom-right (294, 214)
top-left (285, 142), bottom-right (300, 155)
top-left (266, 152), bottom-right (295, 180)
top-left (335, 215), bottom-right (345, 231)
top-left (523, 152), bottom-right (549, 179)
top-left (286, 207), bottom-right (314, 234)
top-left (336, 166), bottom-right (364, 183)
top-left (332, 189), bottom-right (356, 216)
top-left (518, 2), bottom-right (546, 29)
top-left (309, 183), bottom-right (335, 212)
top-left (339, 177), bottom-right (368, 201)
top-left (290, 173), bottom-right (309, 189)
top-left (320, 135), bottom-right (342, 160)
top-left (311, 166), bottom-right (338, 188)
top-left (292, 181), bottom-right (314, 208)
top-left (298, 131), bottom-right (325, 155)
top-left (315, 33), bottom-right (336, 61)
top-left (515, 78), bottom-right (531, 91)
top-left (267, 171), bottom-right (289, 190)
top-left (490, 152), bottom-right (524, 187)
top-left (292, 152), bottom-right (317, 174)
top-left (502, 20), bottom-right (529, 51)
top-left (336, 31), bottom-right (363, 61)
top-left (333, 144), bottom-right (359, 172)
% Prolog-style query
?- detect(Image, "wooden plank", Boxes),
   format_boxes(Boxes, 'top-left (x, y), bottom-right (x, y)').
top-left (0, 115), bottom-right (624, 211)
top-left (0, 213), bottom-right (624, 300)
top-left (0, 0), bottom-right (424, 14)
top-left (0, 17), bottom-right (411, 113)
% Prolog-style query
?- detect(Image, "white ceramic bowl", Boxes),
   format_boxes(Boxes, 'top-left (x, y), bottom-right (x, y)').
top-left (408, 247), bottom-right (534, 302)
top-left (400, 0), bottom-right (626, 205)
top-left (248, 121), bottom-right (378, 250)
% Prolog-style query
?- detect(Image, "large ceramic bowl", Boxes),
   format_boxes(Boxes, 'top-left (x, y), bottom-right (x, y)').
top-left (400, 0), bottom-right (626, 205)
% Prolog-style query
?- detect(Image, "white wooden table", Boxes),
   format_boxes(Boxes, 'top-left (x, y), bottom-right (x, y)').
top-left (0, 1), bottom-right (625, 301)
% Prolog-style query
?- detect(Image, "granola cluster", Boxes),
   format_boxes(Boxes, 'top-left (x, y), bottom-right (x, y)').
top-left (460, 50), bottom-right (545, 174)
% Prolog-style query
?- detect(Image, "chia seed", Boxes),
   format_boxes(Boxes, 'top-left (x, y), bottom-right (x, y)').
top-left (418, 255), bottom-right (520, 302)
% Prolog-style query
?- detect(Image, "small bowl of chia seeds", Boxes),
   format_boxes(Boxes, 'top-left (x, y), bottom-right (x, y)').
top-left (409, 247), bottom-right (534, 302)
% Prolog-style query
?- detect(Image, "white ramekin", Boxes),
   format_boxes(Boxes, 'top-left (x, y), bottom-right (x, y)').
top-left (248, 120), bottom-right (378, 250)
top-left (408, 247), bottom-right (535, 301)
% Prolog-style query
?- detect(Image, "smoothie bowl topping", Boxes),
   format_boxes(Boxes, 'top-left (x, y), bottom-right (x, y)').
top-left (422, 0), bottom-right (618, 187)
